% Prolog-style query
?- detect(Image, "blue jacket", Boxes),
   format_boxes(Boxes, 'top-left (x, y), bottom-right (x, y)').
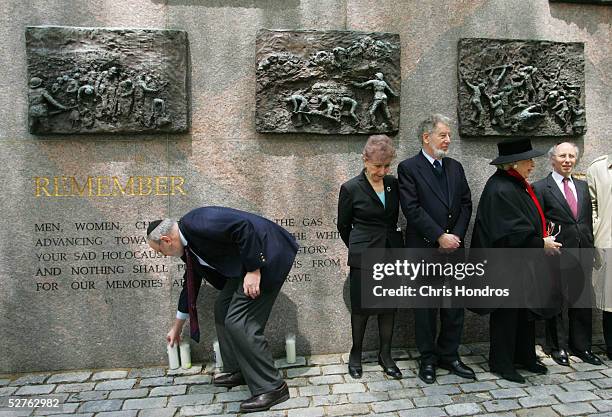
top-left (176, 206), bottom-right (298, 312)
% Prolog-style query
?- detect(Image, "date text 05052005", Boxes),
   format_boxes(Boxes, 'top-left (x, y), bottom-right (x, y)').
top-left (6, 397), bottom-right (61, 408)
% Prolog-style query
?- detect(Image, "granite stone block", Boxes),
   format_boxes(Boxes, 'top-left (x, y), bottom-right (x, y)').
top-left (311, 393), bottom-right (348, 406)
top-left (413, 394), bottom-right (453, 407)
top-left (331, 382), bottom-right (366, 394)
top-left (326, 403), bottom-right (370, 416)
top-left (15, 384), bottom-right (55, 395)
top-left (388, 388), bottom-right (424, 400)
top-left (398, 408), bottom-right (446, 417)
top-left (68, 391), bottom-right (110, 402)
top-left (92, 412), bottom-right (136, 417)
top-left (516, 407), bottom-right (560, 417)
top-left (482, 399), bottom-right (522, 412)
top-left (518, 394), bottom-right (560, 408)
top-left (173, 375), bottom-right (212, 385)
top-left (10, 374), bottom-right (50, 386)
top-left (370, 398), bottom-right (414, 413)
top-left (309, 374), bottom-right (344, 385)
top-left (211, 390), bottom-right (251, 404)
top-left (299, 385), bottom-right (330, 397)
top-left (178, 404), bottom-right (224, 416)
top-left (288, 408), bottom-right (325, 417)
top-left (366, 379), bottom-right (402, 392)
top-left (79, 399), bottom-right (123, 413)
top-left (553, 402), bottom-right (597, 416)
top-left (92, 371), bottom-right (129, 381)
top-left (148, 385), bottom-right (186, 396)
top-left (108, 389), bottom-right (149, 399)
top-left (95, 380), bottom-right (137, 391)
top-left (555, 390), bottom-right (600, 403)
top-left (137, 377), bottom-right (174, 388)
top-left (167, 393), bottom-right (214, 406)
top-left (490, 388), bottom-right (528, 399)
top-left (445, 402), bottom-right (482, 416)
top-left (55, 382), bottom-right (96, 393)
top-left (137, 408), bottom-right (178, 417)
top-left (127, 369), bottom-right (165, 379)
top-left (122, 397), bottom-right (167, 410)
top-left (48, 372), bottom-right (92, 383)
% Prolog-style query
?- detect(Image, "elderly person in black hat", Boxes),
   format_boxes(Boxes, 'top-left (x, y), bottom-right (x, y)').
top-left (471, 138), bottom-right (562, 383)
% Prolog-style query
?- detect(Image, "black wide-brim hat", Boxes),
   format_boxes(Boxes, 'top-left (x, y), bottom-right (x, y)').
top-left (490, 138), bottom-right (545, 165)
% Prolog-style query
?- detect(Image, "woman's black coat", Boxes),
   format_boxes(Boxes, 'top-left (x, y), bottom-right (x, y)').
top-left (337, 170), bottom-right (403, 268)
top-left (470, 170), bottom-right (556, 317)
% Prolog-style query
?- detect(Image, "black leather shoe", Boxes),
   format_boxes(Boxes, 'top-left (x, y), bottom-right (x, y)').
top-left (239, 382), bottom-right (290, 413)
top-left (573, 350), bottom-right (603, 366)
top-left (438, 359), bottom-right (476, 380)
top-left (378, 355), bottom-right (402, 379)
top-left (517, 360), bottom-right (547, 375)
top-left (418, 363), bottom-right (436, 384)
top-left (607, 350), bottom-right (612, 361)
top-left (500, 370), bottom-right (525, 383)
top-left (213, 371), bottom-right (245, 388)
top-left (348, 364), bottom-right (363, 379)
top-left (551, 349), bottom-right (570, 366)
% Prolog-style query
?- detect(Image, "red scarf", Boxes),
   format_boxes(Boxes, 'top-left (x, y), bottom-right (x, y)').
top-left (504, 168), bottom-right (548, 237)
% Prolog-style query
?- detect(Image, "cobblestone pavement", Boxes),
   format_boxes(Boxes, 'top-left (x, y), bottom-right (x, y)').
top-left (2, 343), bottom-right (612, 417)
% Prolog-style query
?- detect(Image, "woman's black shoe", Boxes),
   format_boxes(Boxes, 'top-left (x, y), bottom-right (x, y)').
top-left (490, 365), bottom-right (525, 383)
top-left (378, 355), bottom-right (402, 379)
top-left (500, 370), bottom-right (526, 383)
top-left (516, 360), bottom-right (548, 375)
top-left (348, 364), bottom-right (363, 379)
top-left (524, 362), bottom-right (548, 375)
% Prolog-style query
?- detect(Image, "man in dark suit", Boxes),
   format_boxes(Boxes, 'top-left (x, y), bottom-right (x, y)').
top-left (146, 207), bottom-right (299, 413)
top-left (398, 114), bottom-right (475, 384)
top-left (533, 142), bottom-right (602, 366)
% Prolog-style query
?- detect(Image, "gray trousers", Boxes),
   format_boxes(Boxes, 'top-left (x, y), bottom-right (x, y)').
top-left (214, 278), bottom-right (283, 395)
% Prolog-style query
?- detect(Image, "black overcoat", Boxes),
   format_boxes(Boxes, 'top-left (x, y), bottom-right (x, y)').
top-left (397, 152), bottom-right (472, 248)
top-left (337, 170), bottom-right (403, 267)
top-left (470, 170), bottom-right (556, 316)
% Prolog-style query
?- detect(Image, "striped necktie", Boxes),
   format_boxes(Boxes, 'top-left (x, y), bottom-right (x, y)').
top-left (184, 246), bottom-right (200, 343)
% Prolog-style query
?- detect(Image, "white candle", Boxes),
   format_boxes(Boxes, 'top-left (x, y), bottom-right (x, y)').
top-left (179, 341), bottom-right (191, 369)
top-left (213, 340), bottom-right (223, 369)
top-left (286, 334), bottom-right (296, 364)
top-left (167, 343), bottom-right (180, 369)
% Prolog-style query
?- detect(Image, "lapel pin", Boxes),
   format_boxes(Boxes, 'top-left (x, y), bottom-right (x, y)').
top-left (386, 186), bottom-right (391, 192)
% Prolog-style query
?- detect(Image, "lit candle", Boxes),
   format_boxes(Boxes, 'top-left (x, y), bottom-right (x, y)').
top-left (213, 340), bottom-right (223, 369)
top-left (286, 334), bottom-right (296, 364)
top-left (179, 340), bottom-right (191, 369)
top-left (167, 343), bottom-right (180, 369)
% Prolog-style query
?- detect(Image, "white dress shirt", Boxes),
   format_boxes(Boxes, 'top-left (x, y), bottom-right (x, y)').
top-left (421, 149), bottom-right (443, 167)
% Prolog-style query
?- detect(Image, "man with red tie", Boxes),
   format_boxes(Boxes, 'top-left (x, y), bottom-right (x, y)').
top-left (146, 207), bottom-right (298, 413)
top-left (533, 142), bottom-right (602, 366)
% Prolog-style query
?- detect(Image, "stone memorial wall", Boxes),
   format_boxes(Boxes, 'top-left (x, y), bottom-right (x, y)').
top-left (1, 0), bottom-right (610, 373)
